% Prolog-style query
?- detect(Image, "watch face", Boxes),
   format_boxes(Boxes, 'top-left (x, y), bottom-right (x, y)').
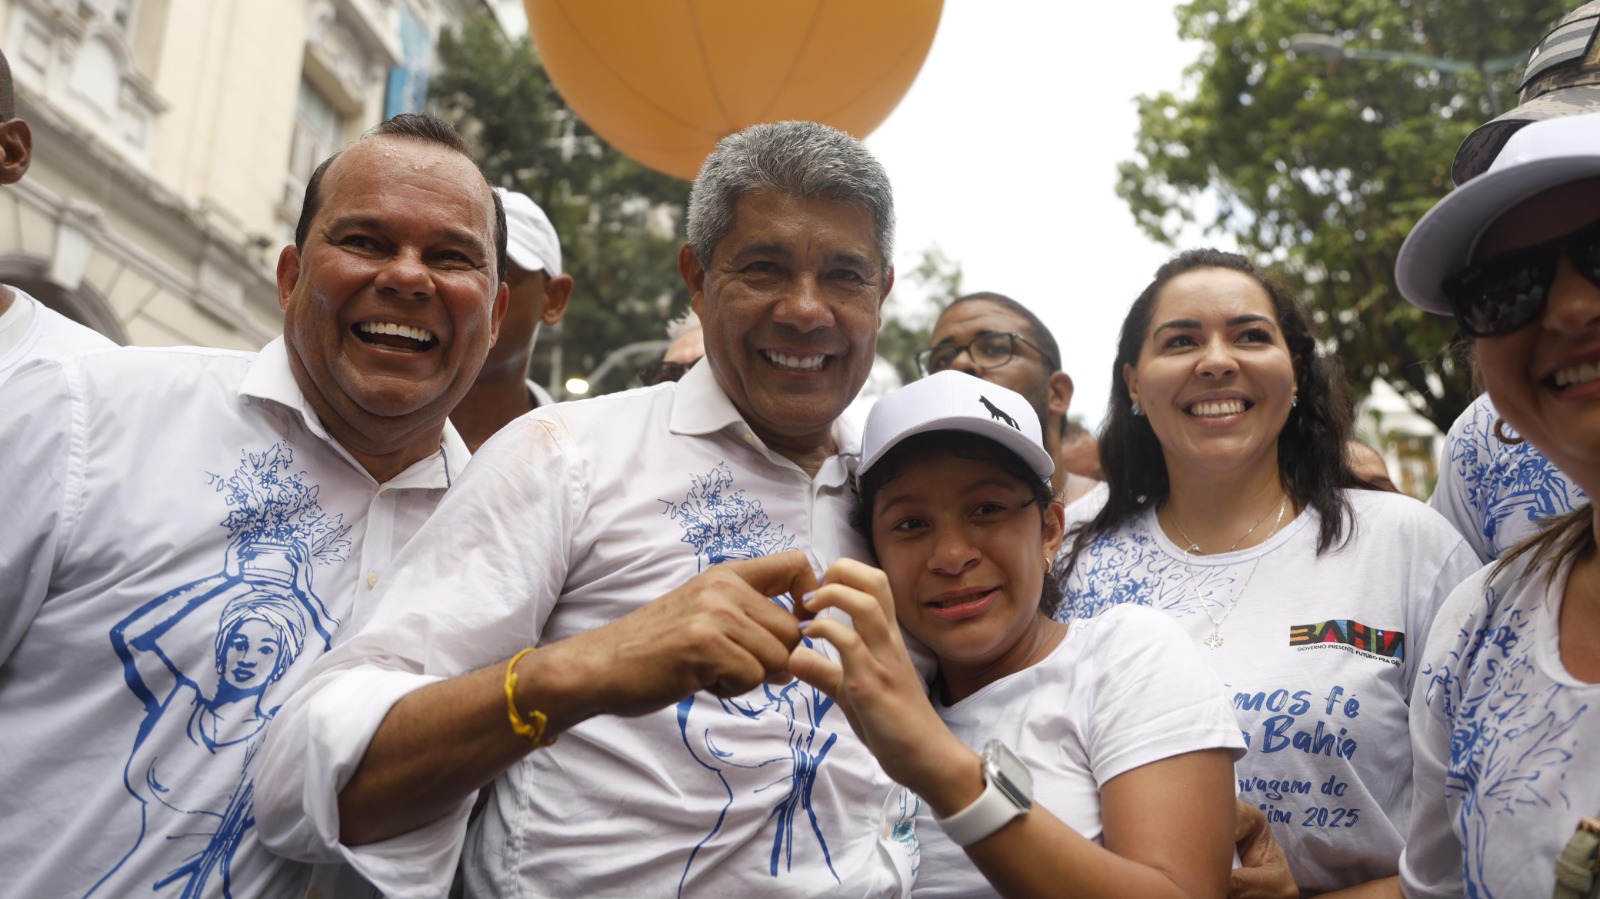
top-left (983, 740), bottom-right (1033, 811)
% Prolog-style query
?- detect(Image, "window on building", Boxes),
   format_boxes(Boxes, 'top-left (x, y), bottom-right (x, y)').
top-left (288, 77), bottom-right (345, 187)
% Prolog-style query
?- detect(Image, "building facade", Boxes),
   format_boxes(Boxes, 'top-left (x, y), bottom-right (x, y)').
top-left (1, 0), bottom-right (482, 349)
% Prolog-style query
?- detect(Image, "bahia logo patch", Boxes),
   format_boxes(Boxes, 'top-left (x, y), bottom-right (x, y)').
top-left (1288, 619), bottom-right (1404, 664)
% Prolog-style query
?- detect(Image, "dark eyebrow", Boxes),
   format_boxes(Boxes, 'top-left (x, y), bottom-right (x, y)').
top-left (825, 251), bottom-right (874, 270)
top-left (324, 216), bottom-right (489, 255)
top-left (1228, 314), bottom-right (1276, 328)
top-left (728, 242), bottom-right (792, 264)
top-left (873, 476), bottom-right (1030, 518)
top-left (1152, 319), bottom-right (1202, 336)
top-left (1153, 315), bottom-right (1277, 337)
top-left (933, 329), bottom-right (1010, 348)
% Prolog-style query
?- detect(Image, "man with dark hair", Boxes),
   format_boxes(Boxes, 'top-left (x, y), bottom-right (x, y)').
top-left (451, 188), bottom-right (573, 450)
top-left (0, 113), bottom-right (506, 897)
top-left (257, 120), bottom-right (922, 897)
top-left (0, 46), bottom-right (114, 386)
top-left (923, 291), bottom-right (1101, 503)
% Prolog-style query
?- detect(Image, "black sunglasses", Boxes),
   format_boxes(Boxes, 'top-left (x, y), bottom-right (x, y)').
top-left (1442, 217), bottom-right (1600, 337)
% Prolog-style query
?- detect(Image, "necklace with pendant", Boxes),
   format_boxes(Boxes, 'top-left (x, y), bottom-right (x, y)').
top-left (1170, 495), bottom-right (1289, 649)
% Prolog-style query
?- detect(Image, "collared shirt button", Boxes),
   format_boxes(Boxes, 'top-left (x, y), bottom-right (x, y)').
top-left (366, 571), bottom-right (379, 589)
top-left (744, 432), bottom-right (756, 445)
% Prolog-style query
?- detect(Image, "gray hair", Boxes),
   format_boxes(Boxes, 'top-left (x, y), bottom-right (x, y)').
top-left (686, 121), bottom-right (894, 272)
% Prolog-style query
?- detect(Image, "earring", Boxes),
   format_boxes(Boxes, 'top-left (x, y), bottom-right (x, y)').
top-left (1291, 395), bottom-right (1299, 408)
top-left (1131, 401), bottom-right (1143, 417)
top-left (1493, 418), bottom-right (1525, 446)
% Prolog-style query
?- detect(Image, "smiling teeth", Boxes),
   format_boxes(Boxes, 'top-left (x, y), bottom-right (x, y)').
top-left (358, 321), bottom-right (436, 343)
top-left (1189, 400), bottom-right (1247, 416)
top-left (1555, 362), bottom-right (1600, 388)
top-left (766, 351), bottom-right (826, 371)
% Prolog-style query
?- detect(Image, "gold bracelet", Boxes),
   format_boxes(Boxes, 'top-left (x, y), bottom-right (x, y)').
top-left (504, 647), bottom-right (557, 748)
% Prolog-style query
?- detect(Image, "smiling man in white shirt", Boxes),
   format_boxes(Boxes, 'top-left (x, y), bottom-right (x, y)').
top-left (256, 120), bottom-right (918, 898)
top-left (0, 113), bottom-right (507, 898)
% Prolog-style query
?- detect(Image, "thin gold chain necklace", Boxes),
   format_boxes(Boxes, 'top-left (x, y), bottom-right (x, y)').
top-left (1167, 496), bottom-right (1280, 555)
top-left (1174, 495), bottom-right (1289, 649)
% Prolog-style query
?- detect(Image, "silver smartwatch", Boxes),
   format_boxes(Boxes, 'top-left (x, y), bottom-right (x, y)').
top-left (936, 739), bottom-right (1034, 847)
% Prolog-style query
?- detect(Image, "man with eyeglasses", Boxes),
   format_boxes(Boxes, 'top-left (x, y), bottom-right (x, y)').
top-left (922, 291), bottom-right (1101, 503)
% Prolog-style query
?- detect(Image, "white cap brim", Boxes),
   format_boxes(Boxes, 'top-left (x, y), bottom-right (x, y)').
top-left (1398, 113), bottom-right (1600, 312)
top-left (860, 371), bottom-right (1055, 481)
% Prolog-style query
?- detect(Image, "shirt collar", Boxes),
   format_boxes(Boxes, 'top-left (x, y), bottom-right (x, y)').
top-left (238, 336), bottom-right (469, 488)
top-left (668, 358), bottom-right (863, 485)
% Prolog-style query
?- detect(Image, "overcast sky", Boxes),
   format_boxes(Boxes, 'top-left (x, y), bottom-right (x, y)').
top-left (497, 1), bottom-right (1205, 426)
top-left (863, 2), bottom-right (1207, 427)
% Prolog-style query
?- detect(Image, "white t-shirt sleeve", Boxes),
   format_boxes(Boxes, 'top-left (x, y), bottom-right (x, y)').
top-left (1400, 519), bottom-right (1485, 696)
top-left (1428, 402), bottom-right (1492, 564)
top-left (1399, 569), bottom-right (1490, 898)
top-left (256, 413), bottom-right (585, 896)
top-left (0, 360), bottom-right (79, 667)
top-left (1084, 605), bottom-right (1247, 785)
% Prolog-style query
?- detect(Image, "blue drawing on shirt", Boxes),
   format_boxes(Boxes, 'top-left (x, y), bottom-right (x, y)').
top-left (1422, 583), bottom-right (1588, 897)
top-left (92, 444), bottom-right (350, 898)
top-left (1058, 526), bottom-right (1241, 623)
top-left (1450, 406), bottom-right (1583, 558)
top-left (661, 463), bottom-right (843, 894)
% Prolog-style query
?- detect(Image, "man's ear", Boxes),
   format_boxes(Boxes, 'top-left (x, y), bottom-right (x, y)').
top-left (541, 274), bottom-right (574, 326)
top-left (1047, 370), bottom-right (1074, 419)
top-left (487, 280), bottom-right (510, 346)
top-left (0, 119), bottom-right (32, 185)
top-left (276, 245), bottom-right (302, 312)
top-left (877, 265), bottom-right (895, 328)
top-left (679, 243), bottom-right (707, 319)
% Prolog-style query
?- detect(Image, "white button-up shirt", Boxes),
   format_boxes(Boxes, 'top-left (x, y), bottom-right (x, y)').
top-left (0, 338), bottom-right (466, 899)
top-left (258, 361), bottom-right (920, 899)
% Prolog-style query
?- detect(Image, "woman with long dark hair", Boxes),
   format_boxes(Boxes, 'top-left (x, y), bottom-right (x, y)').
top-left (1394, 111), bottom-right (1600, 898)
top-left (1058, 249), bottom-right (1480, 894)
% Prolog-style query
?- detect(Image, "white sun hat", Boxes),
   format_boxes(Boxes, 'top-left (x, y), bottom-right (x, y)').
top-left (1396, 111), bottom-right (1600, 313)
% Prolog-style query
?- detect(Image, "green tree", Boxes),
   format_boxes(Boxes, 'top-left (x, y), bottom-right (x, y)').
top-left (431, 15), bottom-right (691, 395)
top-left (1119, 0), bottom-right (1567, 431)
top-left (877, 246), bottom-right (964, 384)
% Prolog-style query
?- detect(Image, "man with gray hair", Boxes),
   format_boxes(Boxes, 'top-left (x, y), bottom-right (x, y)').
top-left (256, 120), bottom-right (918, 897)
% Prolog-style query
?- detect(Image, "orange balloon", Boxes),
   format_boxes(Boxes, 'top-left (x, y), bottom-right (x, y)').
top-left (524, 0), bottom-right (943, 180)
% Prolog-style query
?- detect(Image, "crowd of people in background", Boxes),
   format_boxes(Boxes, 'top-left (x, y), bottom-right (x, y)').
top-left (6, 4), bottom-right (1600, 899)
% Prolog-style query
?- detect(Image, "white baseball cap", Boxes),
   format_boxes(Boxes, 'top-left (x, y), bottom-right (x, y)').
top-left (1397, 111), bottom-right (1600, 313)
top-left (495, 188), bottom-right (563, 276)
top-left (860, 371), bottom-right (1055, 481)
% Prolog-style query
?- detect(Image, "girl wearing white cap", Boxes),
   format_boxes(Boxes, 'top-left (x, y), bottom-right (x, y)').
top-left (789, 371), bottom-right (1245, 898)
top-left (1056, 249), bottom-right (1480, 895)
top-left (1394, 110), bottom-right (1600, 898)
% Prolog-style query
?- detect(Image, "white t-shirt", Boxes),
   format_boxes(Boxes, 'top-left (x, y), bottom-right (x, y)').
top-left (1059, 490), bottom-right (1481, 893)
top-left (257, 362), bottom-right (918, 899)
top-left (0, 286), bottom-right (115, 385)
top-left (1429, 393), bottom-right (1585, 562)
top-left (1400, 555), bottom-right (1600, 898)
top-left (0, 339), bottom-right (465, 899)
top-left (914, 605), bottom-right (1247, 899)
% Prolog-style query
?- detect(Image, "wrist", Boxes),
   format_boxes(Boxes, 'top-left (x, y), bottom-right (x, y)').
top-left (511, 640), bottom-right (596, 739)
top-left (916, 742), bottom-right (986, 819)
